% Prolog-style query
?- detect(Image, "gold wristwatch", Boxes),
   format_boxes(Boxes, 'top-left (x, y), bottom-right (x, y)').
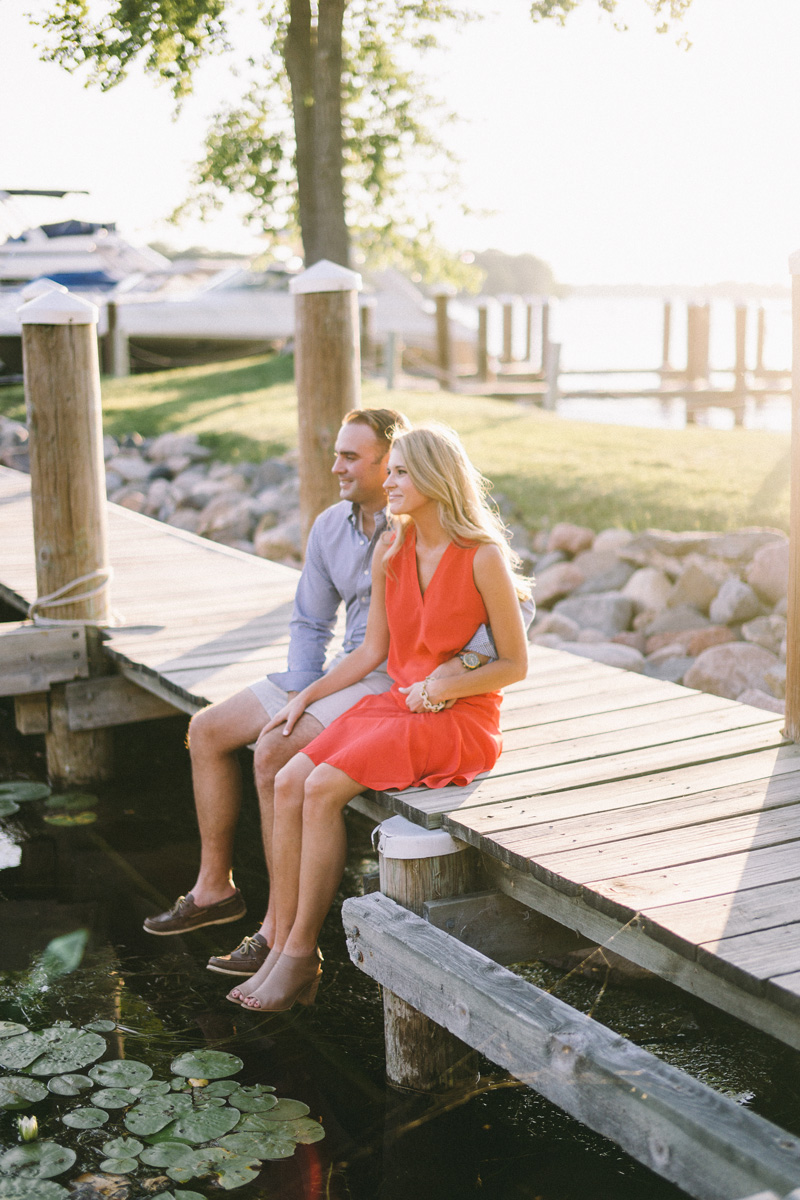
top-left (459, 652), bottom-right (481, 670)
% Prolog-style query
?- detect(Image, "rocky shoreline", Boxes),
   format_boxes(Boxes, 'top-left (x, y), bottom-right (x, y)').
top-left (0, 417), bottom-right (789, 715)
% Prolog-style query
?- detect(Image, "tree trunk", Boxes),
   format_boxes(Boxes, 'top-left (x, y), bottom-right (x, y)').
top-left (283, 0), bottom-right (350, 267)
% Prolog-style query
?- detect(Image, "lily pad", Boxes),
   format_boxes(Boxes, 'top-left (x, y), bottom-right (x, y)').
top-left (0, 1022), bottom-right (27, 1039)
top-left (290, 1116), bottom-right (326, 1144)
top-left (0, 1077), bottom-right (48, 1110)
top-left (215, 1133), bottom-right (271, 1156)
top-left (0, 798), bottom-right (19, 817)
top-left (234, 1125), bottom-right (296, 1159)
top-left (62, 1105), bottom-right (109, 1129)
top-left (203, 1080), bottom-right (240, 1098)
top-left (0, 1033), bottom-right (46, 1070)
top-left (83, 1020), bottom-right (116, 1033)
top-left (0, 1141), bottom-right (76, 1179)
top-left (124, 1106), bottom-right (177, 1136)
top-left (47, 1074), bottom-right (93, 1096)
top-left (42, 811), bottom-right (97, 827)
top-left (255, 1097), bottom-right (310, 1121)
top-left (0, 782), bottom-right (51, 802)
top-left (170, 1051), bottom-right (243, 1081)
top-left (98, 1157), bottom-right (138, 1174)
top-left (149, 1193), bottom-right (205, 1200)
top-left (29, 1029), bottom-right (106, 1075)
top-left (102, 1137), bottom-right (143, 1158)
top-left (214, 1155), bottom-right (261, 1190)
top-left (91, 1087), bottom-right (137, 1109)
top-left (138, 1143), bottom-right (195, 1169)
top-left (133, 1080), bottom-right (170, 1096)
top-left (227, 1085), bottom-right (278, 1113)
top-left (89, 1059), bottom-right (152, 1088)
top-left (0, 1182), bottom-right (68, 1200)
top-left (45, 792), bottom-right (98, 811)
top-left (168, 1105), bottom-right (241, 1144)
top-left (165, 1146), bottom-right (230, 1183)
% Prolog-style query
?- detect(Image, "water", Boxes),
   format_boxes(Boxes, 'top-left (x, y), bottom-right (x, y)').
top-left (2, 699), bottom-right (800, 1199)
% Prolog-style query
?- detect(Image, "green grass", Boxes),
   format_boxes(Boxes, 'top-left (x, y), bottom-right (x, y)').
top-left (1, 354), bottom-right (791, 533)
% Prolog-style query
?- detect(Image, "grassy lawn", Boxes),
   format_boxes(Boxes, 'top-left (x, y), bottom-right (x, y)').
top-left (0, 353), bottom-right (791, 533)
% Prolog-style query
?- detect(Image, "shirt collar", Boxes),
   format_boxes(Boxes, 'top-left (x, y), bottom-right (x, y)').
top-left (349, 503), bottom-right (389, 535)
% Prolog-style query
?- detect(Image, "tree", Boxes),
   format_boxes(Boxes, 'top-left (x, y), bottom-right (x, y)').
top-left (35, 0), bottom-right (692, 270)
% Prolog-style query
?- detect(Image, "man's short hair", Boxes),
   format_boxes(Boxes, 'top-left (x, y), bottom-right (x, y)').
top-left (343, 408), bottom-right (411, 454)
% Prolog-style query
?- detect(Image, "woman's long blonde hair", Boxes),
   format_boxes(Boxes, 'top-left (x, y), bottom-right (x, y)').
top-left (386, 423), bottom-right (532, 601)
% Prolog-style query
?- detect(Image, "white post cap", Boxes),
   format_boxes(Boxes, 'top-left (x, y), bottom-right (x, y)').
top-left (18, 288), bottom-right (99, 326)
top-left (20, 278), bottom-right (69, 302)
top-left (789, 250), bottom-right (800, 275)
top-left (289, 258), bottom-right (362, 295)
top-left (375, 814), bottom-right (467, 860)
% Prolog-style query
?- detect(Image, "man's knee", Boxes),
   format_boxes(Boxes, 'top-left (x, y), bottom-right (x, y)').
top-left (254, 727), bottom-right (297, 790)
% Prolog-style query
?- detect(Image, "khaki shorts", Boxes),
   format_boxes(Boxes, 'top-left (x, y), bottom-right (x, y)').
top-left (248, 657), bottom-right (392, 730)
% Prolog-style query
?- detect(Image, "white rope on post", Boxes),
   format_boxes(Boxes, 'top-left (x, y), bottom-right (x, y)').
top-left (28, 567), bottom-right (118, 626)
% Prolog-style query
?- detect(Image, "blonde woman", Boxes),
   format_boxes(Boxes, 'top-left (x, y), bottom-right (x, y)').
top-left (228, 423), bottom-right (531, 1012)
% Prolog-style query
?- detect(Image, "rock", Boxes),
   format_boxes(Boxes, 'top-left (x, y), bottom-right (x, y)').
top-left (683, 643), bottom-right (780, 700)
top-left (612, 631), bottom-right (647, 653)
top-left (741, 615), bottom-right (787, 656)
top-left (547, 522), bottom-right (594, 556)
top-left (565, 642), bottom-right (644, 671)
top-left (102, 434), bottom-right (119, 460)
top-left (529, 632), bottom-right (567, 648)
top-left (147, 432), bottom-right (211, 462)
top-left (104, 470), bottom-right (123, 494)
top-left (571, 549), bottom-right (619, 580)
top-left (167, 508), bottom-right (202, 533)
top-left (774, 595), bottom-right (789, 617)
top-left (705, 528), bottom-right (785, 563)
top-left (534, 561), bottom-right (585, 607)
top-left (254, 511), bottom-right (280, 536)
top-left (530, 612), bottom-right (580, 641)
top-left (575, 628), bottom-right (607, 643)
top-left (645, 642), bottom-right (686, 664)
top-left (185, 479), bottom-right (240, 509)
top-left (147, 463), bottom-right (174, 482)
top-left (641, 655), bottom-right (695, 683)
top-left (113, 488), bottom-right (146, 512)
top-left (572, 558), bottom-right (636, 596)
top-left (107, 453), bottom-right (152, 483)
top-left (737, 688), bottom-right (785, 714)
top-left (684, 625), bottom-right (737, 656)
top-left (666, 559), bottom-right (726, 614)
top-left (533, 551), bottom-right (566, 574)
top-left (745, 540), bottom-right (789, 606)
top-left (254, 516), bottom-right (303, 562)
top-left (709, 577), bottom-right (763, 625)
top-left (254, 458), bottom-right (295, 489)
top-left (143, 478), bottom-right (172, 516)
top-left (592, 528), bottom-right (634, 555)
top-left (553, 593), bottom-right (635, 637)
top-left (163, 454), bottom-right (193, 475)
top-left (197, 494), bottom-right (256, 543)
top-left (620, 530), bottom-right (718, 563)
top-left (207, 465), bottom-right (250, 491)
top-left (643, 604), bottom-right (709, 637)
top-left (532, 529), bottom-right (550, 554)
top-left (764, 662), bottom-right (787, 700)
top-left (622, 567), bottom-right (672, 611)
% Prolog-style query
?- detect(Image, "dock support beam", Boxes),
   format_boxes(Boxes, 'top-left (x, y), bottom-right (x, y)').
top-left (290, 260), bottom-right (362, 546)
top-left (434, 290), bottom-right (453, 391)
top-left (476, 304), bottom-right (489, 382)
top-left (376, 816), bottom-right (480, 1093)
top-left (19, 288), bottom-right (114, 787)
top-left (785, 252), bottom-right (800, 740)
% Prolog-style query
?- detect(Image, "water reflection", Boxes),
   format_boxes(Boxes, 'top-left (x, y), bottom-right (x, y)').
top-left (1, 706), bottom-right (798, 1198)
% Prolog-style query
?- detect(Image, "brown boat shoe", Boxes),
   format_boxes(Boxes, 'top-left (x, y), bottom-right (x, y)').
top-left (207, 932), bottom-right (269, 977)
top-left (143, 889), bottom-right (246, 936)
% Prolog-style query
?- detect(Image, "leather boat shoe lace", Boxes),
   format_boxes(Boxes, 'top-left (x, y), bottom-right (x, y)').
top-left (207, 933), bottom-right (269, 977)
top-left (143, 889), bottom-right (246, 936)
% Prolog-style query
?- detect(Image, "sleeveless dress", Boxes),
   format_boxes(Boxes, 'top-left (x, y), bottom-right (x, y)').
top-left (302, 528), bottom-right (502, 790)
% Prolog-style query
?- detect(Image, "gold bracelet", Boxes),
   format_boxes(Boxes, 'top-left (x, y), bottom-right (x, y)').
top-left (420, 678), bottom-right (446, 712)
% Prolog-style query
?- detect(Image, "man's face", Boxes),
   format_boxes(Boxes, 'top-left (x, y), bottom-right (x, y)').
top-left (332, 422), bottom-right (389, 507)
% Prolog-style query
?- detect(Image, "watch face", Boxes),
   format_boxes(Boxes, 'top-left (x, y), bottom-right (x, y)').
top-left (461, 652), bottom-right (481, 669)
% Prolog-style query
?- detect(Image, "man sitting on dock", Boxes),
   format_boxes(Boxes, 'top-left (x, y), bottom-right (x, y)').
top-left (143, 406), bottom-right (511, 978)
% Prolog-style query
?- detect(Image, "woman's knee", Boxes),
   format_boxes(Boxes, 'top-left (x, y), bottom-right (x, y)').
top-left (273, 757), bottom-right (311, 813)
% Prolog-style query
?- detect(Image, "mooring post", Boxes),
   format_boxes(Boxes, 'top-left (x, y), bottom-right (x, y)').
top-left (523, 296), bottom-right (535, 362)
top-left (18, 288), bottom-right (114, 787)
top-left (434, 289), bottom-right (453, 390)
top-left (476, 304), bottom-right (489, 382)
top-left (500, 295), bottom-right (514, 364)
top-left (359, 297), bottom-right (376, 373)
top-left (661, 300), bottom-right (672, 370)
top-left (756, 306), bottom-right (766, 376)
top-left (543, 340), bottom-right (561, 411)
top-left (784, 252), bottom-right (800, 740)
top-left (540, 301), bottom-right (550, 372)
top-left (290, 259), bottom-right (362, 546)
top-left (686, 302), bottom-right (711, 382)
top-left (734, 303), bottom-right (748, 424)
top-left (377, 815), bottom-right (480, 1093)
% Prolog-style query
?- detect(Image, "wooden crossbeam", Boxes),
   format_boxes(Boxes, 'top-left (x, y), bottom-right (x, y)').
top-left (0, 622), bottom-right (89, 696)
top-left (343, 892), bottom-right (800, 1200)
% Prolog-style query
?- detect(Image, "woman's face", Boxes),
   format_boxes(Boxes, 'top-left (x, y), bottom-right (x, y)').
top-left (384, 447), bottom-right (430, 517)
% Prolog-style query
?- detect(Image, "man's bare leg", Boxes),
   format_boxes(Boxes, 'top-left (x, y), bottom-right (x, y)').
top-left (251, 714), bottom-right (323, 946)
top-left (184, 688), bottom-right (274, 907)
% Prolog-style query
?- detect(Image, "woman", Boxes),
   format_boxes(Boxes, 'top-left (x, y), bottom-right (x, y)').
top-left (228, 423), bottom-right (531, 1011)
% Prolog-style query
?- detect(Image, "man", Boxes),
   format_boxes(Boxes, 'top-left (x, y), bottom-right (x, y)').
top-left (144, 407), bottom-right (523, 978)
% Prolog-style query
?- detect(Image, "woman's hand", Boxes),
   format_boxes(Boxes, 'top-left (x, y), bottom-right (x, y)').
top-left (263, 692), bottom-right (308, 737)
top-left (398, 678), bottom-right (448, 713)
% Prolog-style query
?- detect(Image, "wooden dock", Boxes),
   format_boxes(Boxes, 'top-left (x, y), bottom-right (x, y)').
top-left (3, 460), bottom-right (800, 1196)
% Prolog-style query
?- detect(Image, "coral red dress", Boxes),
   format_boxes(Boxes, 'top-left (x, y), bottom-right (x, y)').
top-left (303, 528), bottom-right (502, 790)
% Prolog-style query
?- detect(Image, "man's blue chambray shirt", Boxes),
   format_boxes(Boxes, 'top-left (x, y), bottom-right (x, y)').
top-left (268, 500), bottom-right (510, 694)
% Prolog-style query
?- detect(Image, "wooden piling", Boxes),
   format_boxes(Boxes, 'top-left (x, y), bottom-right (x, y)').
top-left (377, 816), bottom-right (480, 1093)
top-left (540, 301), bottom-right (550, 372)
top-left (19, 288), bottom-right (114, 786)
top-left (434, 290), bottom-right (453, 390)
top-left (524, 297), bottom-right (534, 362)
top-left (734, 304), bottom-right (748, 424)
top-left (500, 297), bottom-right (514, 364)
top-left (290, 260), bottom-right (362, 545)
top-left (686, 303), bottom-right (711, 382)
top-left (476, 305), bottom-right (489, 382)
top-left (756, 306), bottom-right (766, 375)
top-left (785, 257), bottom-right (800, 740)
top-left (661, 300), bottom-right (672, 369)
top-left (359, 298), bottom-right (375, 372)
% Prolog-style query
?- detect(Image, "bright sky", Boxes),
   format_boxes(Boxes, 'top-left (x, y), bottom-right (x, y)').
top-left (2, 0), bottom-right (799, 285)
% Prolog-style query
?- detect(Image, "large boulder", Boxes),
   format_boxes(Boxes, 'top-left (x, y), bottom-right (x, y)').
top-left (534, 561), bottom-right (586, 607)
top-left (147, 432), bottom-right (211, 462)
top-left (197, 494), bottom-right (256, 543)
top-left (737, 688), bottom-right (785, 714)
top-left (254, 516), bottom-right (303, 562)
top-left (592, 528), bottom-right (634, 555)
top-left (547, 523), bottom-right (595, 556)
top-left (622, 567), bottom-right (672, 611)
top-left (642, 604), bottom-right (709, 637)
top-left (573, 561), bottom-right (637, 595)
top-left (666, 558), bottom-right (727, 614)
top-left (683, 643), bottom-right (780, 700)
top-left (741, 614), bottom-right (787, 657)
top-left (553, 593), bottom-right (635, 637)
top-left (745, 540), bottom-right (789, 606)
top-left (530, 612), bottom-right (581, 641)
top-left (564, 642), bottom-right (644, 671)
top-left (708, 577), bottom-right (763, 625)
